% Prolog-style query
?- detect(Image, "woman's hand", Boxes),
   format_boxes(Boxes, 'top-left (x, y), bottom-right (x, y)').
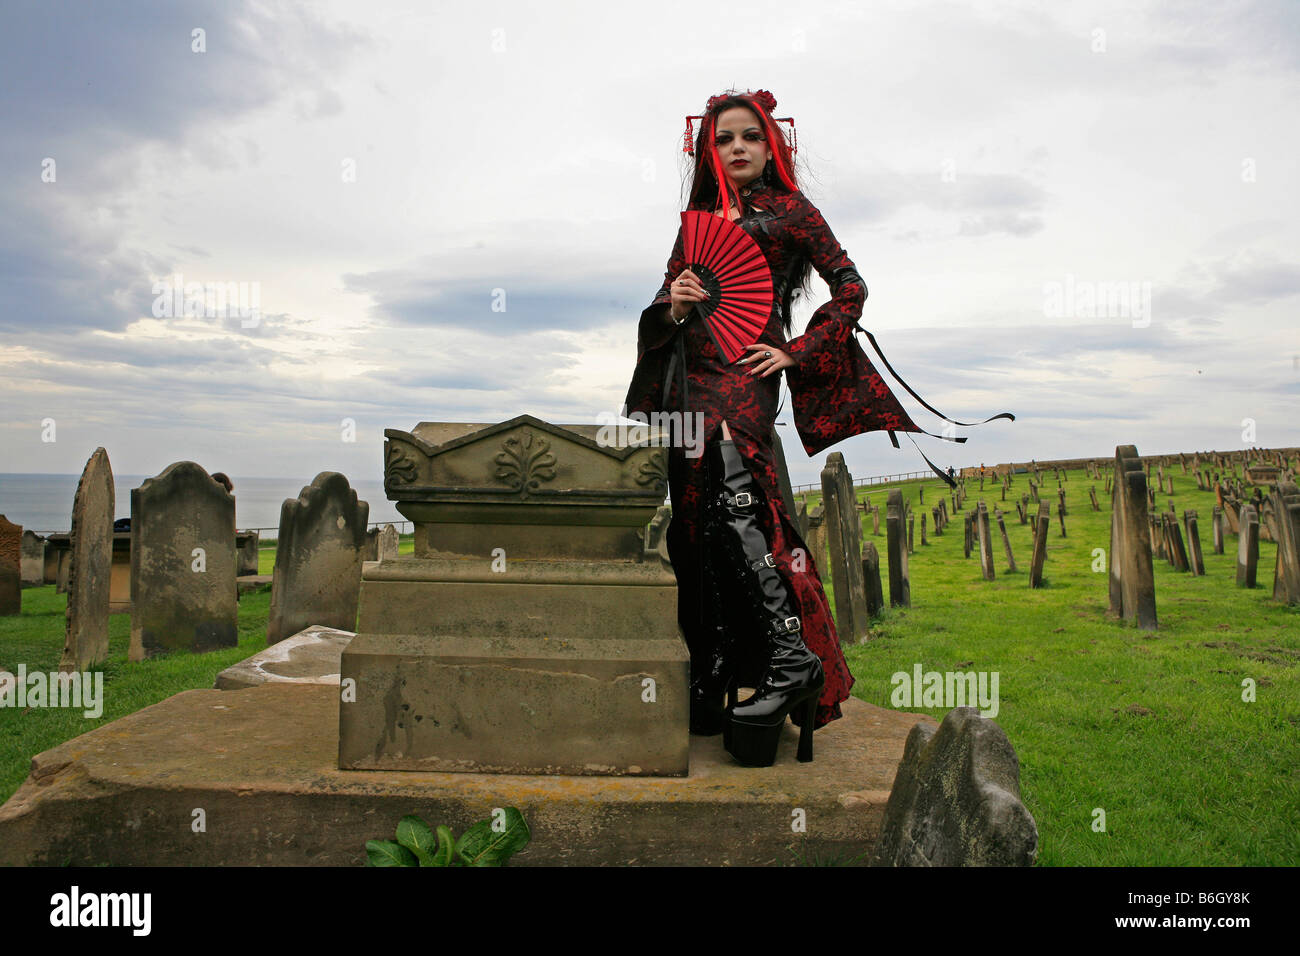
top-left (668, 268), bottom-right (710, 321)
top-left (738, 343), bottom-right (794, 378)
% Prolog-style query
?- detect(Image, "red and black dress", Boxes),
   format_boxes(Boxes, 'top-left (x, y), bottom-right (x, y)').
top-left (622, 180), bottom-right (924, 729)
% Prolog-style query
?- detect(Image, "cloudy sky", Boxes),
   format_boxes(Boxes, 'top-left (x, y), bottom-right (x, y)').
top-left (2, 0), bottom-right (1297, 490)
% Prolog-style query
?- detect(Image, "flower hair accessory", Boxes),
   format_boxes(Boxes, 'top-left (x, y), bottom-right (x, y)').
top-left (683, 87), bottom-right (796, 156)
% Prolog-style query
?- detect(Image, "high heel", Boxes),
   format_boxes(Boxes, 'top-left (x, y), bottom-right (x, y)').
top-left (708, 438), bottom-right (825, 766)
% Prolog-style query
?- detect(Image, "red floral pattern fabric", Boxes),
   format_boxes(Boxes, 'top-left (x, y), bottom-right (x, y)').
top-left (622, 181), bottom-right (919, 729)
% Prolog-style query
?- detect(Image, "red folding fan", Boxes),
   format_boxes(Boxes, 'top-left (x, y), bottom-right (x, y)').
top-left (679, 210), bottom-right (773, 363)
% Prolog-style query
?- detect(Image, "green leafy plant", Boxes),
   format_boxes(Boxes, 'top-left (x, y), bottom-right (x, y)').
top-left (365, 808), bottom-right (530, 867)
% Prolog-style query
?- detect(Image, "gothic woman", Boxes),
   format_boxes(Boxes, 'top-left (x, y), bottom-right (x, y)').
top-left (622, 88), bottom-right (934, 767)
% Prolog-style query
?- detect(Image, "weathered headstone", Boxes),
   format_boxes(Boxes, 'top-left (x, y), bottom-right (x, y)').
top-left (820, 453), bottom-right (870, 642)
top-left (1057, 488), bottom-right (1067, 517)
top-left (886, 490), bottom-right (910, 608)
top-left (1089, 486), bottom-right (1100, 512)
top-left (1057, 507), bottom-right (1066, 538)
top-left (1268, 481), bottom-right (1300, 604)
top-left (377, 523), bottom-right (400, 561)
top-left (1212, 505), bottom-right (1224, 554)
top-left (995, 508), bottom-right (1017, 573)
top-left (872, 708), bottom-right (1038, 867)
top-left (871, 504), bottom-right (880, 536)
top-left (1029, 502), bottom-right (1050, 588)
top-left (362, 527), bottom-right (379, 561)
top-left (268, 472), bottom-right (369, 644)
top-left (907, 510), bottom-right (915, 555)
top-left (236, 530), bottom-right (260, 577)
top-left (20, 531), bottom-right (46, 587)
top-left (130, 461), bottom-right (237, 660)
top-left (976, 501), bottom-right (995, 581)
top-left (1182, 510), bottom-right (1205, 576)
top-left (804, 504), bottom-right (826, 579)
top-left (963, 514), bottom-right (973, 558)
top-left (861, 541), bottom-right (885, 618)
top-left (1236, 504), bottom-right (1259, 588)
top-left (59, 448), bottom-right (115, 669)
top-left (1108, 445), bottom-right (1157, 628)
top-left (0, 516), bottom-right (20, 615)
top-left (920, 511), bottom-right (928, 546)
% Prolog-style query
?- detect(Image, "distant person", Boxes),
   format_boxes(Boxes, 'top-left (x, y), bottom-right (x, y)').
top-left (947, 466), bottom-right (956, 482)
top-left (211, 472), bottom-right (234, 494)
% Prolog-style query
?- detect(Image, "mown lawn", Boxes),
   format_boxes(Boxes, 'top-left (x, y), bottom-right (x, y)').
top-left (799, 466), bottom-right (1299, 865)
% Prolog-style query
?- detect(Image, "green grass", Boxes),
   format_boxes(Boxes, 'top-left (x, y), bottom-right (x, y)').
top-left (798, 468), bottom-right (1300, 865)
top-left (0, 535), bottom-right (420, 806)
top-left (4, 496), bottom-right (1297, 866)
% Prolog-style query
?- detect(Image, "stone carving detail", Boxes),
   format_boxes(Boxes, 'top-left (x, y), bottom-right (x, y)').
top-left (494, 429), bottom-right (558, 496)
top-left (385, 443), bottom-right (419, 485)
top-left (634, 450), bottom-right (668, 495)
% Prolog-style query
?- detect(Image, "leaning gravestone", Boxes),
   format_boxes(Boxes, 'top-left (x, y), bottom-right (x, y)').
top-left (1212, 506), bottom-right (1224, 555)
top-left (1108, 445), bottom-right (1157, 629)
top-left (130, 461), bottom-right (237, 660)
top-left (1164, 513), bottom-right (1190, 572)
top-left (976, 501), bottom-right (995, 581)
top-left (995, 508), bottom-right (1017, 573)
top-left (0, 516), bottom-right (20, 615)
top-left (59, 448), bottom-right (115, 669)
top-left (20, 531), bottom-right (46, 587)
top-left (267, 472), bottom-right (369, 644)
top-left (1236, 504), bottom-right (1259, 589)
top-left (872, 708), bottom-right (1038, 867)
top-left (1089, 486), bottom-right (1100, 512)
top-left (1268, 481), bottom-right (1300, 604)
top-left (1183, 510), bottom-right (1205, 576)
top-left (1029, 502), bottom-right (1050, 588)
top-left (820, 453), bottom-right (870, 642)
top-left (886, 490), bottom-right (910, 608)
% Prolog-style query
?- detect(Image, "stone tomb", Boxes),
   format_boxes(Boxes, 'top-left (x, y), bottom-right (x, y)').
top-left (338, 415), bottom-right (689, 776)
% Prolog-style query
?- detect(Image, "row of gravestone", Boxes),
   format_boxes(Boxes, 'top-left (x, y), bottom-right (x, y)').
top-left (1, 448), bottom-right (402, 672)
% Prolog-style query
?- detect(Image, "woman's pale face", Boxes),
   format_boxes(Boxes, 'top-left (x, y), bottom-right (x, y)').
top-left (714, 106), bottom-right (774, 188)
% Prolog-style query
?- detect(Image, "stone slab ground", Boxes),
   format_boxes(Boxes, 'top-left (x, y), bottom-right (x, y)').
top-left (0, 682), bottom-right (930, 866)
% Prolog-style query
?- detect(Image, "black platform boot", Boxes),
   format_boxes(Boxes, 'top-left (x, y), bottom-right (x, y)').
top-left (689, 448), bottom-right (742, 736)
top-left (708, 439), bottom-right (825, 766)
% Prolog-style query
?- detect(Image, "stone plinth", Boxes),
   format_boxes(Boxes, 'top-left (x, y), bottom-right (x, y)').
top-left (339, 415), bottom-right (688, 776)
top-left (0, 684), bottom-right (930, 866)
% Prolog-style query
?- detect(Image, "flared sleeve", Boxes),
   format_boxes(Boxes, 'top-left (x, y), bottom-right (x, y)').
top-left (622, 224), bottom-right (687, 417)
top-left (781, 191), bottom-right (922, 455)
